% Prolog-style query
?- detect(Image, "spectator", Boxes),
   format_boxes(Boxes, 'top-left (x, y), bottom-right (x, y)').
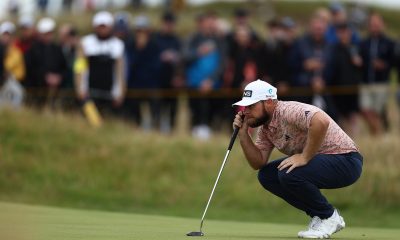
top-left (289, 14), bottom-right (337, 120)
top-left (14, 15), bottom-right (37, 90)
top-left (223, 25), bottom-right (259, 126)
top-left (26, 17), bottom-right (67, 108)
top-left (325, 1), bottom-right (360, 45)
top-left (265, 18), bottom-right (283, 52)
top-left (348, 2), bottom-right (368, 31)
top-left (0, 21), bottom-right (25, 83)
top-left (225, 26), bottom-right (259, 90)
top-left (74, 11), bottom-right (125, 115)
top-left (15, 15), bottom-right (36, 53)
top-left (154, 12), bottom-right (182, 133)
top-left (0, 21), bottom-right (25, 108)
top-left (394, 38), bottom-right (400, 127)
top-left (328, 22), bottom-right (362, 137)
top-left (226, 8), bottom-right (260, 85)
top-left (58, 23), bottom-right (79, 109)
top-left (270, 17), bottom-right (298, 100)
top-left (184, 13), bottom-right (223, 139)
top-left (125, 15), bottom-right (161, 130)
top-left (113, 11), bottom-right (133, 47)
top-left (359, 13), bottom-right (394, 135)
top-left (256, 19), bottom-right (279, 85)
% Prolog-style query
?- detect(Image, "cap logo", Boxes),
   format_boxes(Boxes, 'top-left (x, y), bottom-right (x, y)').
top-left (243, 90), bottom-right (252, 97)
top-left (268, 89), bottom-right (273, 94)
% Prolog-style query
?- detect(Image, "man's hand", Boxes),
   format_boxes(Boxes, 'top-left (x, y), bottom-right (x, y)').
top-left (233, 111), bottom-right (248, 137)
top-left (373, 59), bottom-right (386, 71)
top-left (200, 79), bottom-right (213, 93)
top-left (311, 76), bottom-right (325, 94)
top-left (277, 154), bottom-right (309, 173)
top-left (304, 58), bottom-right (323, 71)
top-left (46, 73), bottom-right (62, 87)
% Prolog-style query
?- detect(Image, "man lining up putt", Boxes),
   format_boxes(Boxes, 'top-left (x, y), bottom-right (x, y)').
top-left (232, 80), bottom-right (363, 239)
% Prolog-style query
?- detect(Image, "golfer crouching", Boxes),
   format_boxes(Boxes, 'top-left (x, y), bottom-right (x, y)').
top-left (232, 80), bottom-right (363, 239)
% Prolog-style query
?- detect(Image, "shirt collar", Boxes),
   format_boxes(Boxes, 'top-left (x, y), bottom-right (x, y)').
top-left (266, 101), bottom-right (282, 129)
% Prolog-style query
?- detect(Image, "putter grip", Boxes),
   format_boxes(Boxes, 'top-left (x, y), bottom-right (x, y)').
top-left (228, 127), bottom-right (240, 150)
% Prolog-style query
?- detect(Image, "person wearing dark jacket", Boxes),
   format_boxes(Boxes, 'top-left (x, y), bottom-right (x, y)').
top-left (154, 12), bottom-right (182, 133)
top-left (125, 15), bottom-right (162, 130)
top-left (359, 13), bottom-right (394, 135)
top-left (25, 17), bottom-right (67, 108)
top-left (289, 14), bottom-right (336, 120)
top-left (260, 17), bottom-right (297, 101)
top-left (328, 22), bottom-right (363, 137)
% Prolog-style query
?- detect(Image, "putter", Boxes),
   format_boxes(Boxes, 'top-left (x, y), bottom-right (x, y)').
top-left (187, 126), bottom-right (241, 237)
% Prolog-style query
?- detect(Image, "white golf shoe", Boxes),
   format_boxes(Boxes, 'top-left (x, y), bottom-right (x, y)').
top-left (298, 209), bottom-right (345, 239)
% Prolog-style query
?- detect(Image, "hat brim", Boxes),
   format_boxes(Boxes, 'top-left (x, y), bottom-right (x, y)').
top-left (232, 98), bottom-right (260, 107)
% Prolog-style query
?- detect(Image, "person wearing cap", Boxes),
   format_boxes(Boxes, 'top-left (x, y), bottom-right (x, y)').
top-left (25, 17), bottom-right (67, 108)
top-left (15, 15), bottom-right (36, 54)
top-left (0, 21), bottom-right (25, 85)
top-left (113, 11), bottom-right (133, 46)
top-left (74, 11), bottom-right (125, 115)
top-left (325, 1), bottom-right (360, 45)
top-left (232, 79), bottom-right (363, 239)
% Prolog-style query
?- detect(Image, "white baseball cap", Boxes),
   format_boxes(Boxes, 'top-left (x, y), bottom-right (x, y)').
top-left (0, 21), bottom-right (16, 34)
top-left (93, 11), bottom-right (114, 27)
top-left (37, 17), bottom-right (56, 33)
top-left (233, 79), bottom-right (277, 106)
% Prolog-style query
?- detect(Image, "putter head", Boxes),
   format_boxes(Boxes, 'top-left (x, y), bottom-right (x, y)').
top-left (186, 231), bottom-right (204, 237)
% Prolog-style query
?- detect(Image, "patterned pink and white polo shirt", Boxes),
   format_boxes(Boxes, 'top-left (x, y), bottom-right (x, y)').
top-left (255, 101), bottom-right (359, 156)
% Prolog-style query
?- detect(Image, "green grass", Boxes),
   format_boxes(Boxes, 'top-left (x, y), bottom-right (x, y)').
top-left (0, 202), bottom-right (399, 240)
top-left (0, 108), bottom-right (400, 229)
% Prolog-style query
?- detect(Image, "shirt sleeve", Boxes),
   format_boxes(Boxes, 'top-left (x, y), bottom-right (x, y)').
top-left (254, 126), bottom-right (274, 152)
top-left (284, 102), bottom-right (320, 131)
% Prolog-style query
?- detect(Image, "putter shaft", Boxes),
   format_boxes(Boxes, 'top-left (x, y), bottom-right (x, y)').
top-left (197, 127), bottom-right (240, 233)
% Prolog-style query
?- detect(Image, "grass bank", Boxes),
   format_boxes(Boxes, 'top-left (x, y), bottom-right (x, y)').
top-left (0, 109), bottom-right (400, 228)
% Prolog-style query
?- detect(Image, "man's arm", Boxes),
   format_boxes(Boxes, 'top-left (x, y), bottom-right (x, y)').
top-left (278, 111), bottom-right (329, 173)
top-left (111, 55), bottom-right (126, 106)
top-left (301, 111), bottom-right (329, 160)
top-left (233, 112), bottom-right (271, 170)
top-left (73, 43), bottom-right (88, 100)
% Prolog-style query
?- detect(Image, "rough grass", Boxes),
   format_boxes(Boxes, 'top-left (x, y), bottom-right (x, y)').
top-left (0, 108), bottom-right (400, 228)
top-left (1, 202), bottom-right (400, 240)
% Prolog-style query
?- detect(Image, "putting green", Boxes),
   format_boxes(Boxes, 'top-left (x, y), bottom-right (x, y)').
top-left (0, 202), bottom-right (398, 240)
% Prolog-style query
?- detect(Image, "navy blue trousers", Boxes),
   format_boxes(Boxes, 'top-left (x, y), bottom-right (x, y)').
top-left (258, 152), bottom-right (363, 219)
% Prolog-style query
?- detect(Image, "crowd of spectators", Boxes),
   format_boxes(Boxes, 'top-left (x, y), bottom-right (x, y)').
top-left (1, 2), bottom-right (400, 139)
